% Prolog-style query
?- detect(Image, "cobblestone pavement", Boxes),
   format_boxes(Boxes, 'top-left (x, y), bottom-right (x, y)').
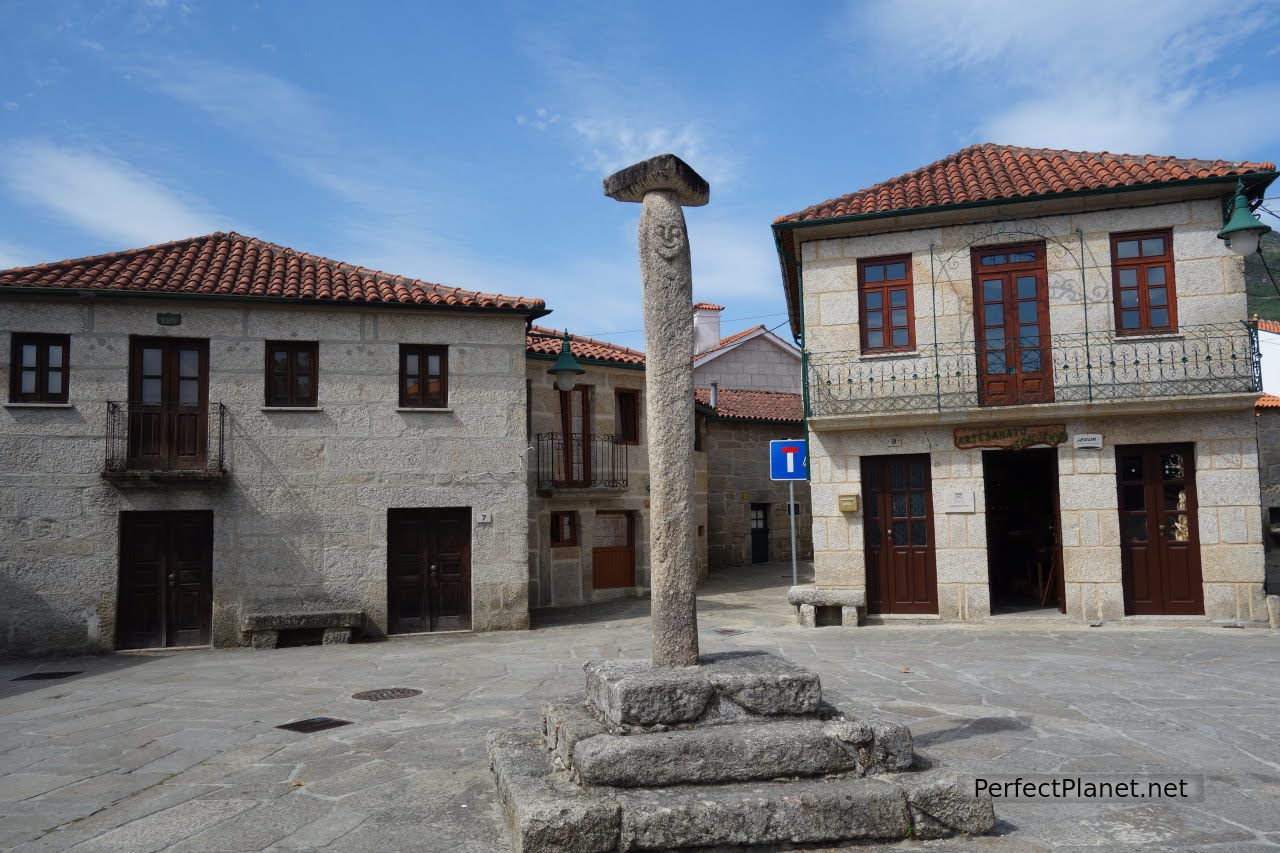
top-left (2, 562), bottom-right (1278, 852)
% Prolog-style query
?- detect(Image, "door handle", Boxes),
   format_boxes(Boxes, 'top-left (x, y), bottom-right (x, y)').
top-left (167, 573), bottom-right (176, 587)
top-left (429, 564), bottom-right (438, 575)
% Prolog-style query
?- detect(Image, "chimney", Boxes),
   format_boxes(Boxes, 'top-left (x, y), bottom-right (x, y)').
top-left (709, 381), bottom-right (719, 409)
top-left (693, 302), bottom-right (724, 354)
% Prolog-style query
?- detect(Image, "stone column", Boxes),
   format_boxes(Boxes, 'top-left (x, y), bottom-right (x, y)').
top-left (605, 154), bottom-right (710, 667)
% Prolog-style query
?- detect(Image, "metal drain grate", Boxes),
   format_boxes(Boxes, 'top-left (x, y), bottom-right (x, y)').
top-left (276, 716), bottom-right (353, 733)
top-left (352, 687), bottom-right (422, 702)
top-left (709, 627), bottom-right (750, 636)
top-left (11, 671), bottom-right (82, 681)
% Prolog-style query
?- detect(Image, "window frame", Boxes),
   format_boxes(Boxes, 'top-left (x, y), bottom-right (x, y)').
top-left (694, 411), bottom-right (706, 452)
top-left (858, 255), bottom-right (915, 354)
top-left (9, 333), bottom-right (71, 403)
top-left (1110, 229), bottom-right (1178, 335)
top-left (615, 388), bottom-right (640, 444)
top-left (264, 340), bottom-right (319, 407)
top-left (550, 511), bottom-right (578, 547)
top-left (399, 344), bottom-right (449, 408)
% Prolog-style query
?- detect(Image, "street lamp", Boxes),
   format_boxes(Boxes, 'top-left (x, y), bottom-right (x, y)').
top-left (1218, 179), bottom-right (1272, 256)
top-left (536, 329), bottom-right (586, 392)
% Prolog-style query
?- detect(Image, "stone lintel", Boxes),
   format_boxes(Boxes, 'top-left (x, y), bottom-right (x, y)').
top-left (584, 651), bottom-right (821, 728)
top-left (603, 154), bottom-right (710, 206)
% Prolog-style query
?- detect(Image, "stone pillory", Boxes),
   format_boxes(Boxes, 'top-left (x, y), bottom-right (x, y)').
top-left (604, 153), bottom-right (707, 669)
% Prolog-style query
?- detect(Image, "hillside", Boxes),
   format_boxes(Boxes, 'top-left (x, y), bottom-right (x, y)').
top-left (1246, 231), bottom-right (1280, 321)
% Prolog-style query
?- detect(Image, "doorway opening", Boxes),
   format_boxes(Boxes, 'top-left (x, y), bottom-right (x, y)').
top-left (387, 508), bottom-right (472, 633)
top-left (117, 511), bottom-right (213, 649)
top-left (592, 511), bottom-right (635, 589)
top-left (982, 448), bottom-right (1064, 613)
top-left (749, 503), bottom-right (770, 563)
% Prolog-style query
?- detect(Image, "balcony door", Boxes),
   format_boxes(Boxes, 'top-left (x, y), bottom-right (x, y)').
top-left (128, 338), bottom-right (208, 469)
top-left (558, 385), bottom-right (591, 486)
top-left (972, 243), bottom-right (1053, 406)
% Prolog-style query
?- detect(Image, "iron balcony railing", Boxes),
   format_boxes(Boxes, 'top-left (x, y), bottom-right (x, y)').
top-left (105, 401), bottom-right (227, 474)
top-left (536, 432), bottom-right (629, 490)
top-left (807, 322), bottom-right (1261, 417)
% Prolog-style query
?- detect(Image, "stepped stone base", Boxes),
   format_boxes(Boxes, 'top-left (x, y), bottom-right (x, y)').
top-left (490, 650), bottom-right (995, 851)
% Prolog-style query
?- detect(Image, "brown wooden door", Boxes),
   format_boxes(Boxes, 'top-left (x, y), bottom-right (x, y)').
top-left (863, 455), bottom-right (937, 614)
top-left (592, 511), bottom-right (635, 589)
top-left (387, 508), bottom-right (472, 633)
top-left (1116, 444), bottom-right (1203, 615)
top-left (973, 244), bottom-right (1053, 406)
top-left (128, 338), bottom-right (209, 469)
top-left (558, 385), bottom-right (592, 486)
top-left (117, 511), bottom-right (213, 649)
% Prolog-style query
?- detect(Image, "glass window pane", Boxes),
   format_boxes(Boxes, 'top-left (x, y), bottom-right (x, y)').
top-left (47, 371), bottom-right (61, 394)
top-left (272, 350), bottom-right (288, 368)
top-left (891, 309), bottom-right (908, 327)
top-left (404, 377), bottom-right (419, 397)
top-left (1022, 349), bottom-right (1041, 371)
top-left (865, 311), bottom-right (882, 329)
top-left (1165, 514), bottom-right (1190, 542)
top-left (1118, 268), bottom-right (1138, 287)
top-left (909, 493), bottom-right (925, 516)
top-left (1116, 240), bottom-right (1140, 259)
top-left (405, 353), bottom-right (418, 375)
top-left (911, 520), bottom-right (928, 546)
top-left (295, 350), bottom-right (311, 370)
top-left (891, 328), bottom-right (909, 347)
top-left (1017, 276), bottom-right (1036, 299)
top-left (1163, 485), bottom-right (1187, 511)
top-left (427, 377), bottom-right (442, 396)
top-left (981, 254), bottom-right (1007, 266)
top-left (1121, 515), bottom-right (1147, 542)
top-left (866, 331), bottom-right (884, 349)
top-left (984, 304), bottom-right (1004, 326)
top-left (863, 265), bottom-right (884, 283)
top-left (1150, 308), bottom-right (1169, 327)
top-left (864, 291), bottom-right (882, 310)
top-left (890, 289), bottom-right (908, 308)
top-left (1121, 289), bottom-right (1139, 308)
top-left (1146, 265), bottom-right (1166, 286)
top-left (1018, 302), bottom-right (1037, 323)
top-left (1161, 453), bottom-right (1185, 480)
top-left (21, 370), bottom-right (36, 394)
top-left (47, 345), bottom-right (63, 368)
top-left (1122, 485), bottom-right (1145, 511)
top-left (890, 461), bottom-right (906, 489)
top-left (143, 348), bottom-right (162, 376)
top-left (21, 344), bottom-right (36, 368)
top-left (893, 520), bottom-right (909, 544)
top-left (179, 350), bottom-right (199, 378)
top-left (179, 378), bottom-right (198, 405)
top-left (1148, 287), bottom-right (1167, 307)
top-left (1122, 455), bottom-right (1143, 480)
top-left (885, 262), bottom-right (906, 280)
top-left (272, 374), bottom-right (290, 400)
top-left (983, 280), bottom-right (1002, 301)
top-left (909, 461), bottom-right (925, 489)
top-left (1019, 324), bottom-right (1039, 342)
top-left (1141, 237), bottom-right (1165, 256)
top-left (427, 354), bottom-right (441, 377)
top-left (142, 377), bottom-right (162, 402)
top-left (892, 493), bottom-right (907, 517)
top-left (987, 353), bottom-right (1007, 373)
top-left (1010, 251), bottom-right (1035, 263)
top-left (1121, 310), bottom-right (1140, 329)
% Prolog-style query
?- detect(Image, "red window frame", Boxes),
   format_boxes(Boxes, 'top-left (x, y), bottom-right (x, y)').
top-left (1111, 229), bottom-right (1177, 335)
top-left (858, 255), bottom-right (915, 353)
top-left (9, 333), bottom-right (70, 403)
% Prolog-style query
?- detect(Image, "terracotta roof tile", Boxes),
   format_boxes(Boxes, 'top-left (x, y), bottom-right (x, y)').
top-left (0, 232), bottom-right (546, 313)
top-left (1251, 318), bottom-right (1280, 335)
top-left (527, 325), bottom-right (645, 365)
top-left (1257, 394), bottom-right (1280, 408)
top-left (695, 324), bottom-right (766, 358)
top-left (693, 301), bottom-right (725, 310)
top-left (775, 144), bottom-right (1276, 225)
top-left (695, 387), bottom-right (803, 423)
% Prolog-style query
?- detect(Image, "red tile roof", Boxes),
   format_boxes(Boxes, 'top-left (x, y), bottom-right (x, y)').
top-left (695, 324), bottom-right (767, 358)
top-left (695, 387), bottom-right (803, 423)
top-left (693, 301), bottom-right (725, 310)
top-left (775, 144), bottom-right (1276, 225)
top-left (527, 325), bottom-right (645, 366)
top-left (1251, 318), bottom-right (1280, 335)
top-left (0, 232), bottom-right (546, 314)
top-left (1257, 394), bottom-right (1280, 409)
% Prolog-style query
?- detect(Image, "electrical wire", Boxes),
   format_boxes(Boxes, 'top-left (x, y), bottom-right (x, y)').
top-left (581, 310), bottom-right (789, 338)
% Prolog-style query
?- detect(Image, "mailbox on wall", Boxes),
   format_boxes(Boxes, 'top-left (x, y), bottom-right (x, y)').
top-left (837, 494), bottom-right (860, 513)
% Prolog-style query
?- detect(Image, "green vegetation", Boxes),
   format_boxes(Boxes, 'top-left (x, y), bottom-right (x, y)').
top-left (1245, 232), bottom-right (1280, 321)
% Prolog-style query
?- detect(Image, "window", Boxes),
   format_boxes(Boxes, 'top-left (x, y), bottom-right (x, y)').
top-left (400, 344), bottom-right (448, 408)
top-left (550, 511), bottom-right (578, 546)
top-left (265, 341), bottom-right (318, 406)
top-left (9, 333), bottom-right (70, 403)
top-left (1111, 230), bottom-right (1176, 334)
top-left (616, 389), bottom-right (640, 444)
top-left (695, 411), bottom-right (706, 452)
top-left (858, 256), bottom-right (914, 353)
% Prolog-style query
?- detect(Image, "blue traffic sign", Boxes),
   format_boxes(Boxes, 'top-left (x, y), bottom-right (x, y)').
top-left (769, 439), bottom-right (808, 481)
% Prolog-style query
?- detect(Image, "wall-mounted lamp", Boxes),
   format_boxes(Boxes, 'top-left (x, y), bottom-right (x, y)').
top-left (1218, 179), bottom-right (1272, 256)
top-left (532, 329), bottom-right (586, 392)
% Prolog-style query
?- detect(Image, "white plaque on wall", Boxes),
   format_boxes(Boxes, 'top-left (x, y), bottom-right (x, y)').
top-left (944, 489), bottom-right (976, 513)
top-left (1073, 433), bottom-right (1103, 450)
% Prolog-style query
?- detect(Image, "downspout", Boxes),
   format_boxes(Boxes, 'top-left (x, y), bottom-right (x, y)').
top-left (1078, 229), bottom-right (1093, 402)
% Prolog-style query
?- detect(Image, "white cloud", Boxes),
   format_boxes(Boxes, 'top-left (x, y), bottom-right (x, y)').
top-left (852, 0), bottom-right (1280, 155)
top-left (1, 140), bottom-right (223, 245)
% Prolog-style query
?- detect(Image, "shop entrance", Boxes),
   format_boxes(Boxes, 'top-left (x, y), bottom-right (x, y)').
top-left (982, 448), bottom-right (1064, 613)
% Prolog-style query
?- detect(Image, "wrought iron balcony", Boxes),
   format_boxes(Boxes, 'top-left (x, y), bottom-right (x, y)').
top-left (104, 401), bottom-right (227, 479)
top-left (807, 323), bottom-right (1260, 417)
top-left (535, 432), bottom-right (629, 491)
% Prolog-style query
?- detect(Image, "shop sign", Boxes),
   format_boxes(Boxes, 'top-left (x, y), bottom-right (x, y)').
top-left (954, 423), bottom-right (1067, 451)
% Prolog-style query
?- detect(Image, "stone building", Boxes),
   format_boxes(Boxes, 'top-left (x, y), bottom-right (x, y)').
top-left (773, 144), bottom-right (1275, 624)
top-left (692, 302), bottom-right (802, 394)
top-left (525, 327), bottom-right (708, 608)
top-left (694, 387), bottom-right (813, 568)
top-left (1256, 393), bottom-right (1280, 596)
top-left (1, 232), bottom-right (544, 656)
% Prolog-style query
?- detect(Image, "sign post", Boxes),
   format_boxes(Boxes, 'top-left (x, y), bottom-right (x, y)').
top-left (769, 439), bottom-right (808, 587)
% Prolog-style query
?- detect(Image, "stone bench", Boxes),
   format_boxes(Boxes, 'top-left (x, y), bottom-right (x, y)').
top-left (787, 586), bottom-right (865, 627)
top-left (240, 611), bottom-right (364, 649)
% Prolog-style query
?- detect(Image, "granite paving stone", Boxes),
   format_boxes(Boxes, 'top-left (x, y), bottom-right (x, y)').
top-left (1, 560), bottom-right (1277, 851)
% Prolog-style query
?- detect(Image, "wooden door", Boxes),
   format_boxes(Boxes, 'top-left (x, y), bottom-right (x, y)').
top-left (558, 385), bottom-right (592, 486)
top-left (592, 511), bottom-right (635, 589)
top-left (128, 338), bottom-right (209, 469)
top-left (1116, 444), bottom-right (1203, 615)
top-left (117, 511), bottom-right (213, 649)
top-left (863, 455), bottom-right (937, 614)
top-left (972, 244), bottom-right (1053, 406)
top-left (387, 508), bottom-right (472, 633)
top-left (750, 503), bottom-right (769, 563)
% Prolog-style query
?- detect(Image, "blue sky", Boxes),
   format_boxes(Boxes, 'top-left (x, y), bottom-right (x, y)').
top-left (3, 0), bottom-right (1279, 346)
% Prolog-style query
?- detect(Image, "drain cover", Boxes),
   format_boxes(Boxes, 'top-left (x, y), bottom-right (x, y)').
top-left (11, 671), bottom-right (82, 681)
top-left (709, 627), bottom-right (750, 636)
top-left (352, 687), bottom-right (422, 701)
top-left (276, 716), bottom-right (353, 733)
